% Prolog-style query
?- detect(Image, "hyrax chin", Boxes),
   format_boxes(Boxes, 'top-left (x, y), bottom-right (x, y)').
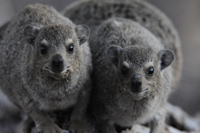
top-left (0, 4), bottom-right (92, 133)
top-left (89, 18), bottom-right (175, 133)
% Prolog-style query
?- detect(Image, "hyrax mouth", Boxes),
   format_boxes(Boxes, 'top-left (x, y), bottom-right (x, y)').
top-left (124, 87), bottom-right (148, 100)
top-left (42, 66), bottom-right (70, 80)
top-left (125, 87), bottom-right (148, 94)
top-left (131, 87), bottom-right (148, 93)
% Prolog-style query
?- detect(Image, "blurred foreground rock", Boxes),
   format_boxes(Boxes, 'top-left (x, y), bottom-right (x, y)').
top-left (122, 124), bottom-right (200, 133)
top-left (166, 104), bottom-right (200, 131)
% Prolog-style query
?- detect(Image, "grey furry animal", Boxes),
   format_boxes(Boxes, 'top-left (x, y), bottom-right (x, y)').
top-left (64, 0), bottom-right (182, 133)
top-left (0, 4), bottom-right (92, 133)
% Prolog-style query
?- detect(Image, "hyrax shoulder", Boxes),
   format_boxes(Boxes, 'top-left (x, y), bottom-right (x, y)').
top-left (0, 4), bottom-right (92, 133)
top-left (64, 0), bottom-right (182, 133)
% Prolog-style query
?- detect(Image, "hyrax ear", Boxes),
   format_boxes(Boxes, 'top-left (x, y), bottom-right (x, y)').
top-left (159, 49), bottom-right (174, 70)
top-left (107, 45), bottom-right (123, 68)
top-left (24, 25), bottom-right (40, 45)
top-left (75, 24), bottom-right (90, 44)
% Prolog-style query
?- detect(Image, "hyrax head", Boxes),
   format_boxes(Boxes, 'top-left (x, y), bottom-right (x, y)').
top-left (107, 45), bottom-right (174, 100)
top-left (23, 24), bottom-right (89, 80)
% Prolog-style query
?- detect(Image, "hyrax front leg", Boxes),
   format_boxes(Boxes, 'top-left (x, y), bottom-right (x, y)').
top-left (150, 108), bottom-right (166, 133)
top-left (29, 111), bottom-right (69, 133)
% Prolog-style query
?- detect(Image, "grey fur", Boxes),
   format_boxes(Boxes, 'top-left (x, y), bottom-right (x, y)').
top-left (0, 21), bottom-right (9, 41)
top-left (0, 4), bottom-right (92, 133)
top-left (64, 0), bottom-right (182, 133)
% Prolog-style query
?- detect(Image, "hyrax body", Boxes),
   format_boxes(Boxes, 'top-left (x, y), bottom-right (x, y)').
top-left (64, 0), bottom-right (182, 133)
top-left (0, 4), bottom-right (92, 133)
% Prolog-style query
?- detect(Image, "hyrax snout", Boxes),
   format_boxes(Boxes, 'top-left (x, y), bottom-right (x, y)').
top-left (0, 4), bottom-right (92, 133)
top-left (51, 54), bottom-right (65, 73)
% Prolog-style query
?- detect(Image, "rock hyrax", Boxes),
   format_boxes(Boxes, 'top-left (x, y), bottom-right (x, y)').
top-left (0, 4), bottom-right (92, 133)
top-left (64, 0), bottom-right (182, 133)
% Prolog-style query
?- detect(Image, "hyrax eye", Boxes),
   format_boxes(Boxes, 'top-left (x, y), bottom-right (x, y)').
top-left (121, 66), bottom-right (129, 76)
top-left (67, 43), bottom-right (74, 53)
top-left (147, 67), bottom-right (154, 75)
top-left (40, 44), bottom-right (48, 55)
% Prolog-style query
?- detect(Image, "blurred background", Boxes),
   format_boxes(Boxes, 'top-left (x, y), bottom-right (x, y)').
top-left (0, 0), bottom-right (199, 119)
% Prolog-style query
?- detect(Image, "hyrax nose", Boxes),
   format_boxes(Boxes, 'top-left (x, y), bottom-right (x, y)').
top-left (131, 73), bottom-right (142, 87)
top-left (52, 54), bottom-right (64, 73)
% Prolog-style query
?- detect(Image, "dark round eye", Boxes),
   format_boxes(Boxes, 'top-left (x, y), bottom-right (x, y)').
top-left (121, 66), bottom-right (129, 76)
top-left (147, 67), bottom-right (154, 75)
top-left (40, 44), bottom-right (48, 55)
top-left (68, 43), bottom-right (74, 53)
